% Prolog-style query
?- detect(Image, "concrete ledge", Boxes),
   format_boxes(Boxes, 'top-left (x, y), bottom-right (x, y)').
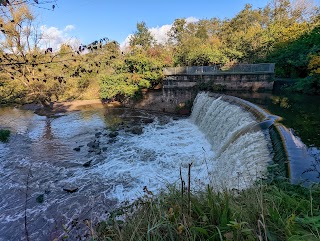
top-left (164, 73), bottom-right (274, 91)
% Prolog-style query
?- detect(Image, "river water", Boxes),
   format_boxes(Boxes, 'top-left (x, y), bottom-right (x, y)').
top-left (0, 90), bottom-right (319, 240)
top-left (0, 106), bottom-right (216, 240)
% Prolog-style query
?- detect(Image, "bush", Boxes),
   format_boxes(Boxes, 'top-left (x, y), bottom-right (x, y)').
top-left (100, 73), bottom-right (150, 100)
top-left (288, 76), bottom-right (320, 94)
top-left (0, 129), bottom-right (10, 142)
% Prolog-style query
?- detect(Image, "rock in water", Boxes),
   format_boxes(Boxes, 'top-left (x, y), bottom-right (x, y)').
top-left (36, 194), bottom-right (44, 203)
top-left (73, 147), bottom-right (81, 152)
top-left (131, 126), bottom-right (143, 135)
top-left (83, 160), bottom-right (92, 167)
top-left (63, 187), bottom-right (79, 193)
top-left (108, 131), bottom-right (119, 138)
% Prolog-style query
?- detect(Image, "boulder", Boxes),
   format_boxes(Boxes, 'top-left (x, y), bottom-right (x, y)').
top-left (142, 118), bottom-right (154, 124)
top-left (131, 126), bottom-right (143, 135)
top-left (87, 141), bottom-right (99, 149)
top-left (73, 147), bottom-right (81, 152)
top-left (108, 131), bottom-right (119, 138)
top-left (83, 160), bottom-right (92, 167)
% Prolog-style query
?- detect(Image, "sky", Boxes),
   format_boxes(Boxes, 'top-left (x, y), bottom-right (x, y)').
top-left (32, 0), bottom-right (319, 50)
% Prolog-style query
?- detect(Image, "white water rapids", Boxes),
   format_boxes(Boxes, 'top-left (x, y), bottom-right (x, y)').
top-left (0, 93), bottom-right (273, 240)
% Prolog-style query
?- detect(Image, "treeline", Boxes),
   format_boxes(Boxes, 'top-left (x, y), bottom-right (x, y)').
top-left (1, 0), bottom-right (320, 106)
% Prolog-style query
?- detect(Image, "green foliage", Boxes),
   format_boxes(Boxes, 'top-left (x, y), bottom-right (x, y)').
top-left (288, 76), bottom-right (320, 94)
top-left (267, 26), bottom-right (320, 79)
top-left (129, 21), bottom-right (154, 48)
top-left (0, 129), bottom-right (10, 142)
top-left (96, 181), bottom-right (320, 241)
top-left (2, 0), bottom-right (320, 107)
top-left (100, 73), bottom-right (150, 100)
top-left (100, 47), bottom-right (168, 101)
top-left (77, 77), bottom-right (90, 90)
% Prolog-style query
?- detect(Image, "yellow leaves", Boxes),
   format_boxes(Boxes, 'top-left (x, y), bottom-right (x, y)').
top-left (168, 207), bottom-right (174, 215)
top-left (177, 224), bottom-right (185, 234)
top-left (308, 54), bottom-right (320, 74)
top-left (130, 73), bottom-right (143, 83)
top-left (208, 36), bottom-right (221, 47)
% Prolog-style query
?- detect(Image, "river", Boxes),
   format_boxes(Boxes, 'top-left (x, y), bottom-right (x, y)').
top-left (0, 105), bottom-right (214, 240)
top-left (0, 90), bottom-right (319, 240)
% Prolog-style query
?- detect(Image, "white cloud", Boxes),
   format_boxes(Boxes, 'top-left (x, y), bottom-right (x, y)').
top-left (120, 34), bottom-right (133, 51)
top-left (39, 24), bottom-right (80, 51)
top-left (149, 24), bottom-right (171, 45)
top-left (120, 17), bottom-right (199, 50)
top-left (64, 25), bottom-right (75, 31)
top-left (185, 16), bottom-right (199, 23)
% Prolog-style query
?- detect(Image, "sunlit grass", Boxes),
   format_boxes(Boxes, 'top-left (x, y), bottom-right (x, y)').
top-left (95, 180), bottom-right (320, 241)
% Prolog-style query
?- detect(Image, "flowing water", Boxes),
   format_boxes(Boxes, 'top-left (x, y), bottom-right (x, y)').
top-left (0, 92), bottom-right (289, 240)
top-left (0, 106), bottom-right (216, 240)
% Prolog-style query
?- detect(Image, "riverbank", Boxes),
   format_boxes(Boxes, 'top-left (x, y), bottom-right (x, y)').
top-left (20, 99), bottom-right (122, 116)
top-left (96, 179), bottom-right (320, 241)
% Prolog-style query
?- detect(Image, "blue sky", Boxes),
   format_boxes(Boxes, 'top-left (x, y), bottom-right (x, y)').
top-left (33, 0), bottom-right (319, 48)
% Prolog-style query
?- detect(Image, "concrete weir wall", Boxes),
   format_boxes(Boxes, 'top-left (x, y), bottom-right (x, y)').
top-left (163, 72), bottom-right (275, 91)
top-left (125, 89), bottom-right (197, 115)
top-left (163, 64), bottom-right (275, 91)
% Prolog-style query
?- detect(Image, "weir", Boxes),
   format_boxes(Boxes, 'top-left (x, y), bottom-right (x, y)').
top-left (129, 89), bottom-right (319, 184)
top-left (190, 92), bottom-right (319, 185)
top-left (163, 63), bottom-right (275, 91)
top-left (190, 92), bottom-right (275, 188)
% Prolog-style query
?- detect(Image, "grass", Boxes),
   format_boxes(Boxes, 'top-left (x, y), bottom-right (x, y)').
top-left (94, 179), bottom-right (320, 241)
top-left (0, 129), bottom-right (10, 142)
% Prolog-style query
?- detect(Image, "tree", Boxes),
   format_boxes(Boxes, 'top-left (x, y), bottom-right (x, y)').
top-left (0, 0), bottom-right (57, 10)
top-left (0, 2), bottom-right (73, 105)
top-left (168, 18), bottom-right (187, 44)
top-left (129, 21), bottom-right (154, 48)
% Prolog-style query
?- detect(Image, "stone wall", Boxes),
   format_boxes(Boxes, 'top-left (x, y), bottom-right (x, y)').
top-left (163, 73), bottom-right (274, 91)
top-left (124, 89), bottom-right (197, 115)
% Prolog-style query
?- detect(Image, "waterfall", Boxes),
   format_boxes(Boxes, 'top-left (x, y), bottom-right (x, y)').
top-left (190, 92), bottom-right (273, 189)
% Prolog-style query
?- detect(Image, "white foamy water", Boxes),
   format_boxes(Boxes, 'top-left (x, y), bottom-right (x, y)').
top-left (0, 108), bottom-right (215, 240)
top-left (90, 118), bottom-right (214, 203)
top-left (0, 94), bottom-right (275, 240)
top-left (191, 92), bottom-right (272, 189)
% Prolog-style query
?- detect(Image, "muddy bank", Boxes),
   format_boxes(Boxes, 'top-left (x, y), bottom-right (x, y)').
top-left (22, 99), bottom-right (122, 116)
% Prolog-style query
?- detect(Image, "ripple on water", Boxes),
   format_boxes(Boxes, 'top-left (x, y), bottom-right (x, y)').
top-left (0, 109), bottom-right (215, 241)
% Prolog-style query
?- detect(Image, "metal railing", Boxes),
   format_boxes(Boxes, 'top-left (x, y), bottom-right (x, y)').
top-left (163, 63), bottom-right (275, 75)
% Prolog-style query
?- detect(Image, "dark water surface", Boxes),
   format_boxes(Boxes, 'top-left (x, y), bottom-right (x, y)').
top-left (226, 91), bottom-right (320, 147)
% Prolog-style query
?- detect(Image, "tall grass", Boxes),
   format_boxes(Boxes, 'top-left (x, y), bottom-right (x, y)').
top-left (95, 180), bottom-right (320, 241)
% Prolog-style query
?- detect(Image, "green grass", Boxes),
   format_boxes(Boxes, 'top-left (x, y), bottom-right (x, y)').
top-left (95, 180), bottom-right (320, 241)
top-left (0, 129), bottom-right (10, 142)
